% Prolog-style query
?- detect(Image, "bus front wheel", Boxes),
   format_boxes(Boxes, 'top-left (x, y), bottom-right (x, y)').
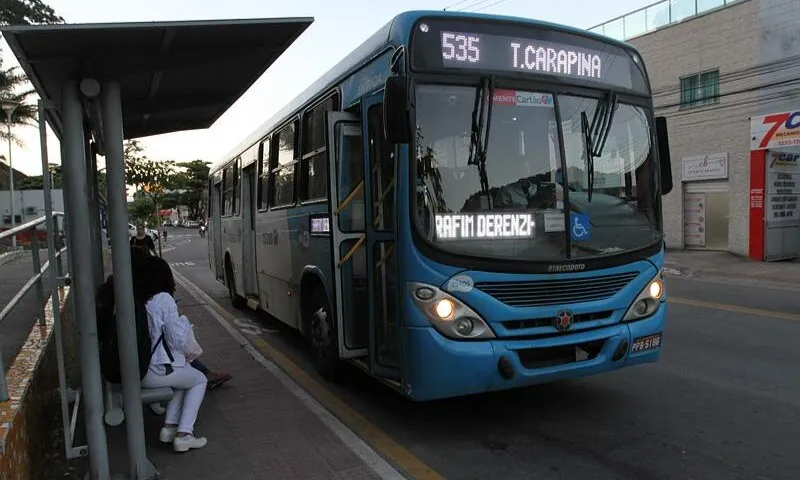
top-left (308, 288), bottom-right (340, 381)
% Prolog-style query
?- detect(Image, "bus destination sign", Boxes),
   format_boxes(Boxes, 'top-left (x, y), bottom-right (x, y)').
top-left (435, 30), bottom-right (634, 90)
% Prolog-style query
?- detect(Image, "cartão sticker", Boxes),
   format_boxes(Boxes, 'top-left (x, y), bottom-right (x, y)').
top-left (446, 275), bottom-right (474, 293)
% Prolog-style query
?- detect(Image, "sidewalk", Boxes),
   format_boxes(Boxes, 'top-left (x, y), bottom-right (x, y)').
top-left (103, 280), bottom-right (398, 480)
top-left (664, 249), bottom-right (800, 285)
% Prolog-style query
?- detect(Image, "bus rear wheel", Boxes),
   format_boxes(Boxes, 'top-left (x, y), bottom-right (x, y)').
top-left (307, 288), bottom-right (340, 381)
top-left (225, 258), bottom-right (245, 309)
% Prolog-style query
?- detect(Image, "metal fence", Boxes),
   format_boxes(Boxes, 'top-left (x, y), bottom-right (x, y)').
top-left (588, 0), bottom-right (745, 42)
top-left (0, 212), bottom-right (68, 400)
top-left (0, 211), bottom-right (89, 460)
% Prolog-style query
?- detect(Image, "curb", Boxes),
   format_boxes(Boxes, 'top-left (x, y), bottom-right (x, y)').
top-left (0, 250), bottom-right (27, 267)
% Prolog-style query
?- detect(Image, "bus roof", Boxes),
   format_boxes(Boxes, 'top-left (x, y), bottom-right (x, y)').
top-left (210, 10), bottom-right (635, 173)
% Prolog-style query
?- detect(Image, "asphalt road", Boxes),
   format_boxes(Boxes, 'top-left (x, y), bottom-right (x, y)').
top-left (0, 250), bottom-right (68, 371)
top-left (163, 227), bottom-right (800, 480)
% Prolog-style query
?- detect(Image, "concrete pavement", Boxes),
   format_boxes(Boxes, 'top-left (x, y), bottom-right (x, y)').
top-left (665, 249), bottom-right (800, 285)
top-left (102, 278), bottom-right (403, 480)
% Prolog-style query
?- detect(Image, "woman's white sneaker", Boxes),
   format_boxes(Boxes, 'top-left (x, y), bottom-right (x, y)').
top-left (159, 426), bottom-right (177, 443)
top-left (173, 434), bottom-right (207, 452)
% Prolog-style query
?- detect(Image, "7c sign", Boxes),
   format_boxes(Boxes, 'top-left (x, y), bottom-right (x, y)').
top-left (751, 111), bottom-right (800, 150)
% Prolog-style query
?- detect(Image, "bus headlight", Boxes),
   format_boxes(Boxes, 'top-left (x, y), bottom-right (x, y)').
top-left (623, 269), bottom-right (665, 322)
top-left (409, 282), bottom-right (495, 340)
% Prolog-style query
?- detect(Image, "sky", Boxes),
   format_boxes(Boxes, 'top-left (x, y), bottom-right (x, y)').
top-left (1, 0), bottom-right (655, 176)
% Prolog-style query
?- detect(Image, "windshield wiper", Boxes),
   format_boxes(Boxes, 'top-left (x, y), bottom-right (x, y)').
top-left (580, 91), bottom-right (618, 202)
top-left (467, 77), bottom-right (495, 209)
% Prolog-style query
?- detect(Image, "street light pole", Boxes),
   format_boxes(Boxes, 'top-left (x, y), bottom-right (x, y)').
top-left (1, 100), bottom-right (20, 249)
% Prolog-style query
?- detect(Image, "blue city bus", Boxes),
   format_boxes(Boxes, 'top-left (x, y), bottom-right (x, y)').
top-left (207, 10), bottom-right (674, 401)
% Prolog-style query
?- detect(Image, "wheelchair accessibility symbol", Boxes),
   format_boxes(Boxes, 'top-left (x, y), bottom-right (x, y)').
top-left (570, 212), bottom-right (591, 241)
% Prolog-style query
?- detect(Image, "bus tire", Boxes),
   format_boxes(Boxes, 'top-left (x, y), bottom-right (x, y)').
top-left (307, 287), bottom-right (341, 381)
top-left (225, 257), bottom-right (245, 309)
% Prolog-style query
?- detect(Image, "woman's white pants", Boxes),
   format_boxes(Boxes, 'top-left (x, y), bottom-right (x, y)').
top-left (142, 364), bottom-right (207, 434)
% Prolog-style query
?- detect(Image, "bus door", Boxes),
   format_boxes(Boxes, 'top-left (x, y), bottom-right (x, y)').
top-left (362, 93), bottom-right (401, 379)
top-left (241, 163), bottom-right (258, 298)
top-left (327, 111), bottom-right (369, 359)
top-left (211, 178), bottom-right (224, 280)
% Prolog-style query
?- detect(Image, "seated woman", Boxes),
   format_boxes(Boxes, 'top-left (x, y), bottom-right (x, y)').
top-left (97, 246), bottom-right (232, 395)
top-left (134, 255), bottom-right (208, 452)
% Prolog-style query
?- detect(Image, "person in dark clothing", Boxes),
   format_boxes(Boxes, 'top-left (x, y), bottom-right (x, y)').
top-left (98, 245), bottom-right (232, 409)
top-left (130, 224), bottom-right (156, 255)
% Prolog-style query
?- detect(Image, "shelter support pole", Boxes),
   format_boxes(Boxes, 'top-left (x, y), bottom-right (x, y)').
top-left (86, 138), bottom-right (104, 287)
top-left (102, 81), bottom-right (158, 480)
top-left (61, 80), bottom-right (111, 480)
top-left (40, 99), bottom-right (76, 461)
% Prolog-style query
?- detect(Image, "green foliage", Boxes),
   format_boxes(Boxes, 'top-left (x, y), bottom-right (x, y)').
top-left (123, 139), bottom-right (176, 201)
top-left (0, 0), bottom-right (64, 146)
top-left (0, 0), bottom-right (63, 25)
top-left (128, 196), bottom-right (155, 223)
top-left (171, 160), bottom-right (210, 220)
top-left (16, 163), bottom-right (60, 189)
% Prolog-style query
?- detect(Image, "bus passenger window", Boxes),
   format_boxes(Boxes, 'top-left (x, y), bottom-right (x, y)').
top-left (368, 104), bottom-right (394, 231)
top-left (272, 122), bottom-right (297, 207)
top-left (222, 165), bottom-right (234, 216)
top-left (301, 93), bottom-right (339, 201)
top-left (258, 138), bottom-right (270, 210)
top-left (233, 158), bottom-right (241, 215)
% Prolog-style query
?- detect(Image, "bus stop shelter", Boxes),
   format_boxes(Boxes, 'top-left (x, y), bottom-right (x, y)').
top-left (1, 17), bottom-right (312, 480)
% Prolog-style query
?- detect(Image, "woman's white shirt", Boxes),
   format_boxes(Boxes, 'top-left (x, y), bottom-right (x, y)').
top-left (145, 292), bottom-right (190, 375)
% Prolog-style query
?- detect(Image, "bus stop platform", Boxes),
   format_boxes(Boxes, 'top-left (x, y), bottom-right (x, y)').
top-left (102, 279), bottom-right (400, 480)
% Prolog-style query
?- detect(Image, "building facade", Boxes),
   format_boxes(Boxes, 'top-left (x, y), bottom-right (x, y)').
top-left (0, 189), bottom-right (65, 227)
top-left (590, 0), bottom-right (800, 260)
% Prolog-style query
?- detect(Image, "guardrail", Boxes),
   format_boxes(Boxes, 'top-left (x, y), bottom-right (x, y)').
top-left (587, 0), bottom-right (744, 42)
top-left (0, 212), bottom-right (68, 401)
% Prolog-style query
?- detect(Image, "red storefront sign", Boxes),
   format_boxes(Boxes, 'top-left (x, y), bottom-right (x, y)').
top-left (749, 150), bottom-right (766, 261)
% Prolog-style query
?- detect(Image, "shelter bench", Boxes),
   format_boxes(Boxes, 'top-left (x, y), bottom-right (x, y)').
top-left (103, 380), bottom-right (174, 426)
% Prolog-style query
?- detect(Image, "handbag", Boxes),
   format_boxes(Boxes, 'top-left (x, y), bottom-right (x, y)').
top-left (183, 317), bottom-right (203, 362)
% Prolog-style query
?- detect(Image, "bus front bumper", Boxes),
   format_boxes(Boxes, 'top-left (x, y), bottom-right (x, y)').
top-left (403, 302), bottom-right (666, 402)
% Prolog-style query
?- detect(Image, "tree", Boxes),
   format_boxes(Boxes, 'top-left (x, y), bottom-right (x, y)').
top-left (0, 0), bottom-right (63, 25)
top-left (16, 163), bottom-right (60, 189)
top-left (128, 196), bottom-right (155, 224)
top-left (0, 0), bottom-right (64, 144)
top-left (0, 66), bottom-right (38, 145)
top-left (171, 160), bottom-right (211, 220)
top-left (124, 139), bottom-right (176, 256)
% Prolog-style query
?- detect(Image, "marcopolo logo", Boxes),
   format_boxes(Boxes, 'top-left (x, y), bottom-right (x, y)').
top-left (493, 89), bottom-right (553, 108)
top-left (548, 263), bottom-right (586, 273)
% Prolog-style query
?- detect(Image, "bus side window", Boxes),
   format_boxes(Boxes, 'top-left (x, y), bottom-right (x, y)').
top-left (271, 122), bottom-right (297, 207)
top-left (368, 104), bottom-right (394, 231)
top-left (301, 92), bottom-right (340, 202)
top-left (233, 158), bottom-right (241, 216)
top-left (258, 137), bottom-right (271, 211)
top-left (222, 165), bottom-right (233, 216)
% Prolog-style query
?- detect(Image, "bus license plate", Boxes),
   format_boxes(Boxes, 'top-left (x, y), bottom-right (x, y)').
top-left (631, 333), bottom-right (662, 353)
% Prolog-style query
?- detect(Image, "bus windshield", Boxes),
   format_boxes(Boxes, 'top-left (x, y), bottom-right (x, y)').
top-left (414, 84), bottom-right (660, 262)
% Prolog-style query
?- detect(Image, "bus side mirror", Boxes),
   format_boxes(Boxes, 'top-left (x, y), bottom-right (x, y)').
top-left (655, 116), bottom-right (673, 196)
top-left (384, 76), bottom-right (410, 144)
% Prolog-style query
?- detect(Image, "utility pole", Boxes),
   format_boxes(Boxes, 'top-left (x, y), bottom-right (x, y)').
top-left (1, 100), bottom-right (20, 249)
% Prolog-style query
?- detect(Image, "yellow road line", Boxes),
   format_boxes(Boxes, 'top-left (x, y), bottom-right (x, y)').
top-left (175, 273), bottom-right (444, 480)
top-left (669, 296), bottom-right (800, 322)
